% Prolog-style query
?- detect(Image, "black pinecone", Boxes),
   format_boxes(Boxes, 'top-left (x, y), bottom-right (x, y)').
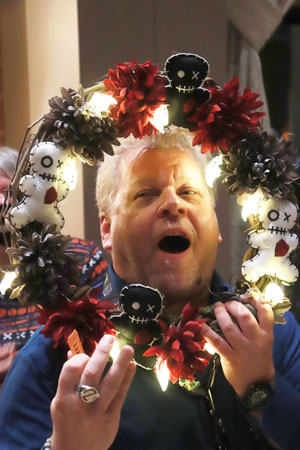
top-left (221, 131), bottom-right (299, 197)
top-left (7, 225), bottom-right (82, 307)
top-left (42, 87), bottom-right (119, 165)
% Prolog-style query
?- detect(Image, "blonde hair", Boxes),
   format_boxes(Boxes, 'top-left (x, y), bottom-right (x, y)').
top-left (95, 126), bottom-right (213, 214)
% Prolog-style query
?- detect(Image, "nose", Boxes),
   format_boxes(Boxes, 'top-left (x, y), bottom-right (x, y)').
top-left (157, 188), bottom-right (187, 217)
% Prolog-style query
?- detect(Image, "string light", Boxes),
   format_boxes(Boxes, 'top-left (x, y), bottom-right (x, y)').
top-left (86, 92), bottom-right (117, 117)
top-left (0, 271), bottom-right (17, 295)
top-left (156, 359), bottom-right (170, 392)
top-left (60, 157), bottom-right (78, 191)
top-left (149, 105), bottom-right (169, 133)
top-left (240, 190), bottom-right (264, 221)
top-left (204, 342), bottom-right (216, 355)
top-left (264, 282), bottom-right (284, 306)
top-left (109, 338), bottom-right (120, 362)
top-left (205, 155), bottom-right (223, 188)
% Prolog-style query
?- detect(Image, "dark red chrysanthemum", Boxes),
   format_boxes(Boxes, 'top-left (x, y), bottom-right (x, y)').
top-left (104, 59), bottom-right (167, 138)
top-left (187, 76), bottom-right (265, 153)
top-left (143, 303), bottom-right (210, 383)
top-left (38, 294), bottom-right (116, 355)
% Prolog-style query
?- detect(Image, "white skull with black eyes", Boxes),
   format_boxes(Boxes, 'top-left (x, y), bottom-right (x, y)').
top-left (258, 198), bottom-right (298, 234)
top-left (242, 198), bottom-right (299, 285)
top-left (119, 284), bottom-right (164, 325)
top-left (10, 142), bottom-right (72, 230)
top-left (165, 53), bottom-right (209, 94)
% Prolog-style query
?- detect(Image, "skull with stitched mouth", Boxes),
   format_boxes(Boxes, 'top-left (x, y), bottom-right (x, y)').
top-left (165, 53), bottom-right (209, 95)
top-left (119, 284), bottom-right (164, 325)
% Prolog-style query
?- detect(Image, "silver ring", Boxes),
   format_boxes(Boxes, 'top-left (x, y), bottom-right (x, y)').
top-left (77, 383), bottom-right (100, 403)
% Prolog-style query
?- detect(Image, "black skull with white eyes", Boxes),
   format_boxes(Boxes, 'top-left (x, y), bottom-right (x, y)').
top-left (164, 52), bottom-right (210, 128)
top-left (165, 53), bottom-right (209, 94)
top-left (119, 284), bottom-right (164, 325)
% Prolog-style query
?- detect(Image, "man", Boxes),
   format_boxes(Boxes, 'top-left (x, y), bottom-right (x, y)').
top-left (0, 127), bottom-right (299, 450)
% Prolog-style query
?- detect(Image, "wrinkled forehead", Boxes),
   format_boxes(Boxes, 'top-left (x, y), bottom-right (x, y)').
top-left (119, 146), bottom-right (205, 182)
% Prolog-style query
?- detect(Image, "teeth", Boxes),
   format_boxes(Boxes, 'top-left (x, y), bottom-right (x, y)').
top-left (129, 316), bottom-right (150, 324)
top-left (175, 85), bottom-right (195, 94)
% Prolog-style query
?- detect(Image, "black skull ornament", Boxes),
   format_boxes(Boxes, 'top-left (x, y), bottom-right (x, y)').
top-left (119, 284), bottom-right (164, 325)
top-left (164, 52), bottom-right (210, 128)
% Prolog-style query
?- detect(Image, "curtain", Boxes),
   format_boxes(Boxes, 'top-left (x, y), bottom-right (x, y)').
top-left (221, 0), bottom-right (295, 277)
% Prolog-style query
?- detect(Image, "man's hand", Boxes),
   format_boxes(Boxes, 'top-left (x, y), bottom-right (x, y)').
top-left (51, 334), bottom-right (136, 450)
top-left (201, 297), bottom-right (275, 396)
top-left (0, 342), bottom-right (16, 384)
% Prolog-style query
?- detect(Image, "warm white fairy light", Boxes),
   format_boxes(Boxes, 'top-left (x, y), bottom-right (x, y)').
top-left (60, 158), bottom-right (78, 191)
top-left (205, 155), bottom-right (223, 188)
top-left (264, 282), bottom-right (284, 306)
top-left (240, 190), bottom-right (265, 221)
top-left (87, 92), bottom-right (117, 117)
top-left (156, 359), bottom-right (170, 392)
top-left (204, 342), bottom-right (216, 355)
top-left (0, 271), bottom-right (17, 295)
top-left (110, 338), bottom-right (120, 362)
top-left (150, 105), bottom-right (169, 133)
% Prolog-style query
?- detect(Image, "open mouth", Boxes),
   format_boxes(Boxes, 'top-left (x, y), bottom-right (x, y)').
top-left (158, 235), bottom-right (190, 254)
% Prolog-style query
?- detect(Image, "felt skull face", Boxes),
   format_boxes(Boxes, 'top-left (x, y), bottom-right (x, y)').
top-left (258, 198), bottom-right (298, 235)
top-left (119, 284), bottom-right (164, 325)
top-left (30, 142), bottom-right (70, 180)
top-left (165, 53), bottom-right (209, 94)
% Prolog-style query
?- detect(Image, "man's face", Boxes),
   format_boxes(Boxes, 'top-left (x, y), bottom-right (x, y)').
top-left (101, 147), bottom-right (219, 308)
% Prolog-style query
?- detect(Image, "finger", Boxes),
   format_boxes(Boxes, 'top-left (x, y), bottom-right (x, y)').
top-left (213, 302), bottom-right (246, 348)
top-left (224, 301), bottom-right (258, 339)
top-left (56, 353), bottom-right (90, 397)
top-left (253, 299), bottom-right (274, 332)
top-left (108, 361), bottom-right (136, 416)
top-left (201, 322), bottom-right (232, 358)
top-left (80, 334), bottom-right (115, 387)
top-left (0, 342), bottom-right (16, 359)
top-left (99, 345), bottom-right (134, 412)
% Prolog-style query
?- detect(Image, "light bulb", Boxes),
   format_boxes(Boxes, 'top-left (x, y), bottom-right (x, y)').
top-left (205, 155), bottom-right (223, 188)
top-left (110, 338), bottom-right (120, 362)
top-left (87, 92), bottom-right (117, 117)
top-left (149, 105), bottom-right (169, 133)
top-left (264, 282), bottom-right (284, 306)
top-left (0, 271), bottom-right (17, 295)
top-left (60, 157), bottom-right (78, 191)
top-left (241, 191), bottom-right (264, 221)
top-left (156, 359), bottom-right (169, 392)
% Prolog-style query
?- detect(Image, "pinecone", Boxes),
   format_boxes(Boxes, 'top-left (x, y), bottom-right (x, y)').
top-left (221, 131), bottom-right (299, 197)
top-left (7, 225), bottom-right (82, 307)
top-left (42, 87), bottom-right (120, 165)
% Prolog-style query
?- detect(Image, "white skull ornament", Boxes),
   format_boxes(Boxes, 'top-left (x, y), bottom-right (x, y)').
top-left (10, 142), bottom-right (74, 230)
top-left (242, 198), bottom-right (299, 285)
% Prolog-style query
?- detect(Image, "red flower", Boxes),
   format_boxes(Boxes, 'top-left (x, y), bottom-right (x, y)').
top-left (38, 294), bottom-right (116, 355)
top-left (187, 76), bottom-right (265, 153)
top-left (104, 59), bottom-right (167, 138)
top-left (143, 303), bottom-right (211, 383)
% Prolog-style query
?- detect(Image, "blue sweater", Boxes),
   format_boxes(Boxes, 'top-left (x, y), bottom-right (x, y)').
top-left (0, 266), bottom-right (300, 450)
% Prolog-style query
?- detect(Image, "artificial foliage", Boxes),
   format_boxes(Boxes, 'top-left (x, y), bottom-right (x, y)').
top-left (38, 293), bottom-right (116, 354)
top-left (144, 303), bottom-right (210, 383)
top-left (220, 131), bottom-right (299, 197)
top-left (186, 76), bottom-right (265, 153)
top-left (7, 225), bottom-right (81, 306)
top-left (104, 59), bottom-right (167, 138)
top-left (42, 87), bottom-right (120, 164)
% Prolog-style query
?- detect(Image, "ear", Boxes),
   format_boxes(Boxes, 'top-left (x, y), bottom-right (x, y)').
top-left (100, 213), bottom-right (112, 251)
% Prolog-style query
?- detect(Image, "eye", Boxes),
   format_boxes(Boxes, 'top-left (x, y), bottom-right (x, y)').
top-left (268, 210), bottom-right (280, 221)
top-left (135, 189), bottom-right (158, 199)
top-left (132, 302), bottom-right (140, 310)
top-left (41, 156), bottom-right (53, 168)
top-left (179, 187), bottom-right (199, 196)
top-left (177, 70), bottom-right (185, 78)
